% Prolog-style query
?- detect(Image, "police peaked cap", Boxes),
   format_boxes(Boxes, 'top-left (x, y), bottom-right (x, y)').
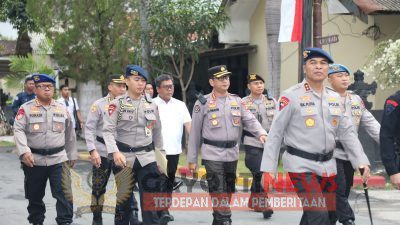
top-left (108, 74), bottom-right (126, 84)
top-left (208, 65), bottom-right (232, 79)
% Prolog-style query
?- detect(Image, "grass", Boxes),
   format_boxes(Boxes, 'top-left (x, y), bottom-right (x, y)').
top-left (0, 141), bottom-right (15, 147)
top-left (178, 150), bottom-right (285, 177)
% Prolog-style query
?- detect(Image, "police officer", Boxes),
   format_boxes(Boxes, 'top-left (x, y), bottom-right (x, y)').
top-left (13, 74), bottom-right (78, 225)
top-left (242, 73), bottom-right (276, 218)
top-left (103, 65), bottom-right (163, 225)
top-left (12, 75), bottom-right (36, 123)
top-left (85, 74), bottom-right (141, 225)
top-left (328, 64), bottom-right (380, 225)
top-left (260, 48), bottom-right (371, 225)
top-left (380, 90), bottom-right (400, 189)
top-left (187, 65), bottom-right (268, 225)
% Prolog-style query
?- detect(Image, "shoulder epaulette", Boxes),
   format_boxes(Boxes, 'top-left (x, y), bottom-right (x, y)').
top-left (263, 89), bottom-right (273, 100)
top-left (196, 93), bottom-right (207, 105)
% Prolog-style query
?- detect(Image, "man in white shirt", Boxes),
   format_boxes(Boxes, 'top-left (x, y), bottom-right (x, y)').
top-left (153, 74), bottom-right (191, 224)
top-left (57, 85), bottom-right (84, 130)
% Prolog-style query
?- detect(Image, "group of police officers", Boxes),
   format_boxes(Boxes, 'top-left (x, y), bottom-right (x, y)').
top-left (13, 47), bottom-right (400, 225)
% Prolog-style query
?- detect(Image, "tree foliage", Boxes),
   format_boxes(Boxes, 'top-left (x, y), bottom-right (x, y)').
top-left (0, 0), bottom-right (37, 33)
top-left (27, 0), bottom-right (138, 88)
top-left (364, 39), bottom-right (400, 89)
top-left (147, 0), bottom-right (229, 103)
top-left (4, 53), bottom-right (54, 89)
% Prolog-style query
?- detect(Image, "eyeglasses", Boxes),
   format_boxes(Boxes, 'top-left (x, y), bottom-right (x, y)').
top-left (161, 84), bottom-right (174, 90)
top-left (214, 75), bottom-right (230, 81)
top-left (35, 84), bottom-right (54, 90)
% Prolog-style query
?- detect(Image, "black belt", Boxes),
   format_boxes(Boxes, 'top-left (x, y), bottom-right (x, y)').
top-left (30, 146), bottom-right (65, 155)
top-left (243, 130), bottom-right (255, 137)
top-left (116, 141), bottom-right (154, 153)
top-left (203, 138), bottom-right (237, 148)
top-left (96, 136), bottom-right (105, 145)
top-left (286, 146), bottom-right (333, 162)
top-left (336, 141), bottom-right (344, 150)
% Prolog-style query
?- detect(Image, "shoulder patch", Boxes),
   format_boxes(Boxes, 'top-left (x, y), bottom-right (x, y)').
top-left (194, 104), bottom-right (201, 113)
top-left (16, 108), bottom-right (25, 120)
top-left (279, 96), bottom-right (290, 111)
top-left (385, 99), bottom-right (399, 115)
top-left (108, 104), bottom-right (117, 116)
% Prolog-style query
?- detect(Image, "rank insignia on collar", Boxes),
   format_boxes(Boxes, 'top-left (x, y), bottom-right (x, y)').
top-left (304, 83), bottom-right (311, 91)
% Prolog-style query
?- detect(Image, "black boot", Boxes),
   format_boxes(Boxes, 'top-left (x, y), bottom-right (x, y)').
top-left (342, 220), bottom-right (355, 225)
top-left (130, 210), bottom-right (142, 225)
top-left (92, 212), bottom-right (103, 225)
top-left (160, 211), bottom-right (174, 225)
top-left (262, 209), bottom-right (274, 219)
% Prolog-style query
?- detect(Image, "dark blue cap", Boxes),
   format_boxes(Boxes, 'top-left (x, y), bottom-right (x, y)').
top-left (328, 64), bottom-right (351, 76)
top-left (32, 74), bottom-right (56, 84)
top-left (125, 65), bottom-right (148, 81)
top-left (303, 47), bottom-right (334, 64)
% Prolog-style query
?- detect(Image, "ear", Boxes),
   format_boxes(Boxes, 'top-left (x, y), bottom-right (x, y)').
top-left (156, 87), bottom-right (161, 93)
top-left (209, 79), bottom-right (214, 87)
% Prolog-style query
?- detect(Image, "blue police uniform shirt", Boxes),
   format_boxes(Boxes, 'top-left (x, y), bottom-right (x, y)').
top-left (12, 91), bottom-right (36, 115)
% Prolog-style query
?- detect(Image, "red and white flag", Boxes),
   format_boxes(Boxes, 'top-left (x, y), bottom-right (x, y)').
top-left (278, 0), bottom-right (303, 42)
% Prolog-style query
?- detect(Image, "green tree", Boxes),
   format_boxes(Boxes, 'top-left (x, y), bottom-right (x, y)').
top-left (0, 0), bottom-right (37, 56)
top-left (4, 53), bottom-right (54, 89)
top-left (148, 0), bottom-right (229, 103)
top-left (27, 0), bottom-right (138, 89)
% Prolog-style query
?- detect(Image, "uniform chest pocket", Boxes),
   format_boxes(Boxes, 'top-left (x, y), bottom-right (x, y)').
top-left (231, 110), bottom-right (241, 127)
top-left (53, 116), bottom-right (65, 132)
top-left (28, 117), bottom-right (46, 133)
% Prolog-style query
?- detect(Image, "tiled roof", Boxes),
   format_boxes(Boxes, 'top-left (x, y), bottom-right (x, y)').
top-left (0, 40), bottom-right (16, 56)
top-left (354, 0), bottom-right (400, 14)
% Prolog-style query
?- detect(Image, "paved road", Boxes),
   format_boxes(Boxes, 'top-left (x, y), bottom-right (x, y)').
top-left (1, 149), bottom-right (399, 225)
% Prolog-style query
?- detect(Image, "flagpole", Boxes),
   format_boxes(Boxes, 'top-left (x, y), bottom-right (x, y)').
top-left (298, 0), bottom-right (313, 82)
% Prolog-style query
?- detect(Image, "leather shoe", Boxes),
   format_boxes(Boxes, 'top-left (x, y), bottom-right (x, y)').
top-left (262, 209), bottom-right (274, 219)
top-left (160, 213), bottom-right (174, 225)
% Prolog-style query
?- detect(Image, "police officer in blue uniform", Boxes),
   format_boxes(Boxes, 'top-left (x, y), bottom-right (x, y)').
top-left (12, 76), bottom-right (36, 123)
top-left (380, 91), bottom-right (400, 189)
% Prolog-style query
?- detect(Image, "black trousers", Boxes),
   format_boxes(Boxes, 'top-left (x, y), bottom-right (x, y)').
top-left (114, 160), bottom-right (163, 225)
top-left (91, 157), bottom-right (139, 215)
top-left (334, 159), bottom-right (355, 223)
top-left (23, 162), bottom-right (73, 225)
top-left (244, 145), bottom-right (270, 210)
top-left (288, 172), bottom-right (337, 225)
top-left (203, 159), bottom-right (237, 223)
top-left (165, 154), bottom-right (180, 193)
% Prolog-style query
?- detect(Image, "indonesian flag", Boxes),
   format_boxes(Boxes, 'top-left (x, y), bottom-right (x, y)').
top-left (278, 0), bottom-right (303, 42)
